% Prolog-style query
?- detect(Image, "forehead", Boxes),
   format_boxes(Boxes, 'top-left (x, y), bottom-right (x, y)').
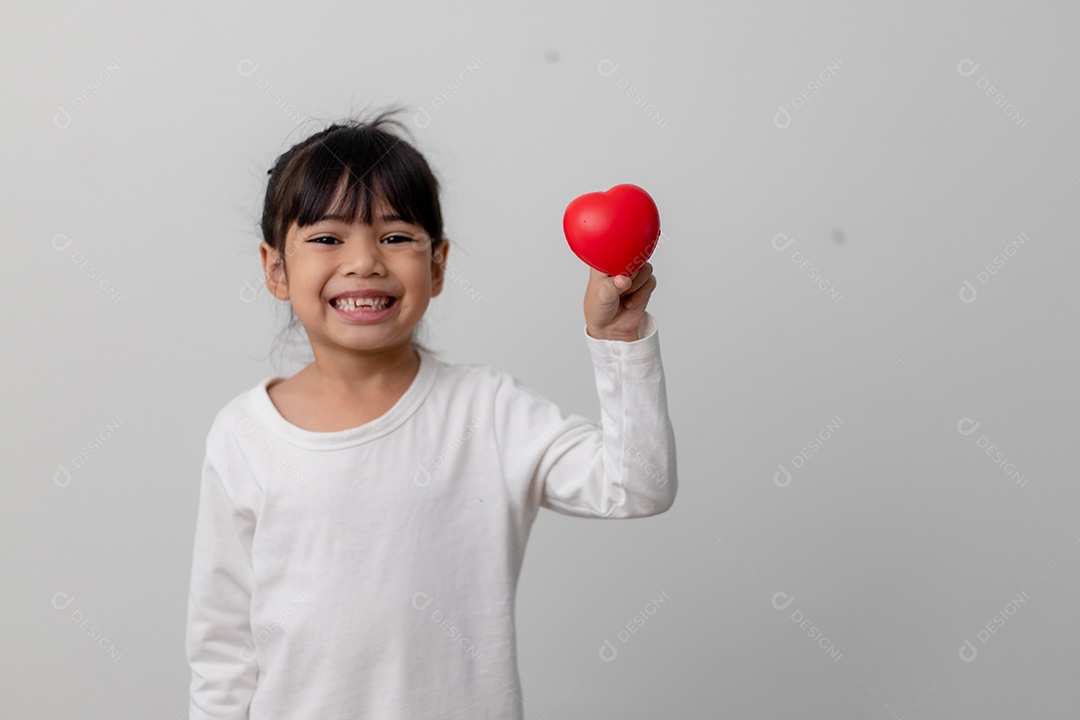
top-left (306, 171), bottom-right (414, 227)
top-left (325, 170), bottom-right (393, 216)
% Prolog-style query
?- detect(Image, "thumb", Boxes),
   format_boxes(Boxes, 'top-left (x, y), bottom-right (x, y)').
top-left (600, 274), bottom-right (630, 305)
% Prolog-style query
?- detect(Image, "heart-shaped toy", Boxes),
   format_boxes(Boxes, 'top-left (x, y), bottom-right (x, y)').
top-left (563, 183), bottom-right (661, 277)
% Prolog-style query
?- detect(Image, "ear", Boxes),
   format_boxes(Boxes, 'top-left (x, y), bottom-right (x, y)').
top-left (431, 237), bottom-right (450, 297)
top-left (260, 241), bottom-right (290, 300)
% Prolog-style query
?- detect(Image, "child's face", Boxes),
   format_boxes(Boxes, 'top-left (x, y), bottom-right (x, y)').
top-left (260, 193), bottom-right (448, 363)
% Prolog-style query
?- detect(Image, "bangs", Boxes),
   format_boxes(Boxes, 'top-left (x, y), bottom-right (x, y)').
top-left (275, 127), bottom-right (439, 238)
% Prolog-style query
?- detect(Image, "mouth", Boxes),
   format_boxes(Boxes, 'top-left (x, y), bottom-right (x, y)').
top-left (329, 295), bottom-right (398, 323)
top-left (329, 295), bottom-right (397, 311)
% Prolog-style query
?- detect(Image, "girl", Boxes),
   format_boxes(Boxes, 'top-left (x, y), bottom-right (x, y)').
top-left (185, 106), bottom-right (678, 720)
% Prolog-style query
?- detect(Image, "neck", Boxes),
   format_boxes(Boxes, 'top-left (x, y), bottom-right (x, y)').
top-left (304, 341), bottom-right (420, 395)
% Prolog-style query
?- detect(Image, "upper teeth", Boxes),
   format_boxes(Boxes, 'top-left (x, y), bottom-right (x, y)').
top-left (335, 296), bottom-right (392, 310)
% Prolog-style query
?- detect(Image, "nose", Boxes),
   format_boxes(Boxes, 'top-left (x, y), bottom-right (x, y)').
top-left (342, 237), bottom-right (387, 276)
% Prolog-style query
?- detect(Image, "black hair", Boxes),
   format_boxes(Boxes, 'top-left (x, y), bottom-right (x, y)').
top-left (259, 104), bottom-right (446, 368)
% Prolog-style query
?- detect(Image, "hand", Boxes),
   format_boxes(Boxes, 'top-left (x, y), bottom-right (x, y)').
top-left (584, 261), bottom-right (657, 342)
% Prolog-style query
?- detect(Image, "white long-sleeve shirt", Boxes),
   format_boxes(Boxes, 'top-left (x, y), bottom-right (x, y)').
top-left (185, 310), bottom-right (678, 719)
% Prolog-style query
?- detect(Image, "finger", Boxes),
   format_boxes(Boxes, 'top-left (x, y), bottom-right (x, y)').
top-left (622, 274), bottom-right (657, 308)
top-left (620, 262), bottom-right (653, 295)
top-left (592, 269), bottom-right (627, 304)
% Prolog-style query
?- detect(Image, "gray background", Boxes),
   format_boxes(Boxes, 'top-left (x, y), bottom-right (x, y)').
top-left (3, 0), bottom-right (1078, 717)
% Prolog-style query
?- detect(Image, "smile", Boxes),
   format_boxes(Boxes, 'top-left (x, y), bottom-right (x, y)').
top-left (329, 296), bottom-right (398, 324)
top-left (331, 296), bottom-right (396, 311)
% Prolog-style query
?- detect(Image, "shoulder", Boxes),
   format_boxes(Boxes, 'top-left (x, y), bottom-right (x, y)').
top-left (426, 352), bottom-right (527, 404)
top-left (203, 379), bottom-right (264, 454)
top-left (428, 351), bottom-right (506, 387)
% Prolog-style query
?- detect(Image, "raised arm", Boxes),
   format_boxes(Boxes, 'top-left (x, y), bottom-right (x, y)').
top-left (492, 309), bottom-right (678, 519)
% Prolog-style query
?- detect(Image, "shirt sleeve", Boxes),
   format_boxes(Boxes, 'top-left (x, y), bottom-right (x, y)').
top-left (186, 450), bottom-right (258, 720)
top-left (492, 310), bottom-right (678, 519)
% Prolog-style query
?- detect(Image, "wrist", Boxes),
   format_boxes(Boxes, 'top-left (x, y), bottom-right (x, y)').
top-left (586, 326), bottom-right (639, 342)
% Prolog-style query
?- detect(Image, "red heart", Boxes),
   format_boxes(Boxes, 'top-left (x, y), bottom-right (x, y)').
top-left (563, 183), bottom-right (661, 277)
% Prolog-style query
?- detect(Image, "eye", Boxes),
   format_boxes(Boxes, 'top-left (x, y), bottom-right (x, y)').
top-left (305, 235), bottom-right (413, 245)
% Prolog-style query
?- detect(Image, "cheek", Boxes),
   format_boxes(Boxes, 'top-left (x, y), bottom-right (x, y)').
top-left (399, 260), bottom-right (436, 290)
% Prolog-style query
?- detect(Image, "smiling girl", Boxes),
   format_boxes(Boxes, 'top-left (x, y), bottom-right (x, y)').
top-left (185, 106), bottom-right (678, 720)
